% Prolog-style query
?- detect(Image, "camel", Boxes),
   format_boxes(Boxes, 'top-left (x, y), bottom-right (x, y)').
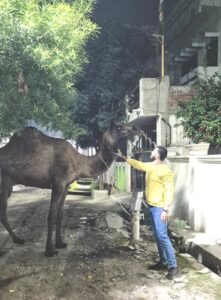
top-left (0, 122), bottom-right (137, 256)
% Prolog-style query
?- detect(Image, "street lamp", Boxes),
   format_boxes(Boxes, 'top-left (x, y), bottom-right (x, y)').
top-left (152, 34), bottom-right (165, 78)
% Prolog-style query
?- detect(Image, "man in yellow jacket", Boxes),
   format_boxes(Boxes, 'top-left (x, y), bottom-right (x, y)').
top-left (116, 146), bottom-right (178, 280)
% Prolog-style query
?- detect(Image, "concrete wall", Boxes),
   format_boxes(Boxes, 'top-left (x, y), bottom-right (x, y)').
top-left (187, 155), bottom-right (221, 238)
top-left (168, 155), bottom-right (221, 240)
top-left (111, 151), bottom-right (221, 241)
top-left (139, 76), bottom-right (169, 117)
top-left (167, 157), bottom-right (189, 221)
top-left (156, 115), bottom-right (171, 146)
top-left (168, 85), bottom-right (196, 147)
top-left (169, 114), bottom-right (190, 147)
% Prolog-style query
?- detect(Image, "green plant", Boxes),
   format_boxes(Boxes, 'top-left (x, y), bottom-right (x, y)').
top-left (0, 0), bottom-right (98, 137)
top-left (177, 74), bottom-right (221, 146)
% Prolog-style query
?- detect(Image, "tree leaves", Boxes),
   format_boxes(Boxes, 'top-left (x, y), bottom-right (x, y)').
top-left (0, 0), bottom-right (98, 136)
top-left (177, 74), bottom-right (221, 145)
top-left (71, 19), bottom-right (156, 148)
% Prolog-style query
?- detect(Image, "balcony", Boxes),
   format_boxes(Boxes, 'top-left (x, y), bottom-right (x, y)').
top-left (200, 0), bottom-right (221, 7)
top-left (164, 0), bottom-right (221, 49)
top-left (180, 66), bottom-right (220, 85)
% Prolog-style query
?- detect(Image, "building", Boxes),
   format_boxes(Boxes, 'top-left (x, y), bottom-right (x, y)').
top-left (113, 1), bottom-right (221, 192)
top-left (124, 76), bottom-right (196, 192)
top-left (112, 2), bottom-right (221, 244)
top-left (126, 76), bottom-right (170, 191)
top-left (163, 0), bottom-right (221, 85)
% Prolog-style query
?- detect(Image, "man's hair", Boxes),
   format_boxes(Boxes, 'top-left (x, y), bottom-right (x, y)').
top-left (156, 146), bottom-right (167, 161)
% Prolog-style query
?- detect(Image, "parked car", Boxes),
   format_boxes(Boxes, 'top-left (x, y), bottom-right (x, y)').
top-left (68, 178), bottom-right (98, 195)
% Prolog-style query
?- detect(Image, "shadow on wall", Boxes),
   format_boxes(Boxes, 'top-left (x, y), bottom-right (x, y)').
top-left (167, 157), bottom-right (189, 221)
top-left (172, 187), bottom-right (188, 221)
top-left (168, 155), bottom-right (221, 239)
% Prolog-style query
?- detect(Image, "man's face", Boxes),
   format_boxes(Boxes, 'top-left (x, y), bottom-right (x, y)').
top-left (150, 148), bottom-right (159, 160)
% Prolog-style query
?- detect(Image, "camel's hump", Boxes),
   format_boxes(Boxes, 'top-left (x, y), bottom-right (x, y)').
top-left (14, 127), bottom-right (57, 139)
top-left (7, 127), bottom-right (65, 147)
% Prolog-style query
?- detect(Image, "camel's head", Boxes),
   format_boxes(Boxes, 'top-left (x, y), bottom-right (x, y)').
top-left (104, 121), bottom-right (139, 149)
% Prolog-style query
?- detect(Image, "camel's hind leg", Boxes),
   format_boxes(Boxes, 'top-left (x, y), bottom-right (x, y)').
top-left (55, 186), bottom-right (68, 249)
top-left (45, 183), bottom-right (66, 257)
top-left (0, 182), bottom-right (24, 245)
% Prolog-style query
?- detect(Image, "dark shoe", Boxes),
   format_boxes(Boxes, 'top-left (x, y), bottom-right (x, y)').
top-left (166, 267), bottom-right (179, 280)
top-left (148, 262), bottom-right (167, 270)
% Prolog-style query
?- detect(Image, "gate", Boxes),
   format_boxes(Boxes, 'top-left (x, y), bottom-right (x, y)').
top-left (114, 163), bottom-right (126, 192)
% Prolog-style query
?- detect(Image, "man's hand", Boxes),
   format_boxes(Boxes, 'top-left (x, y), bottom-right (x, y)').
top-left (114, 149), bottom-right (123, 158)
top-left (161, 211), bottom-right (169, 223)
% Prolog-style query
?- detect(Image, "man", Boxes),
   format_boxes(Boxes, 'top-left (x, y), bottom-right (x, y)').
top-left (116, 146), bottom-right (179, 280)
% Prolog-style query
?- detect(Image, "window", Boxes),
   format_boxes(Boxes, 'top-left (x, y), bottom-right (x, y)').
top-left (206, 37), bottom-right (218, 66)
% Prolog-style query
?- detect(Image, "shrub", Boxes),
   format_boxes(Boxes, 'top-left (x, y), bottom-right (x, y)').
top-left (177, 74), bottom-right (221, 146)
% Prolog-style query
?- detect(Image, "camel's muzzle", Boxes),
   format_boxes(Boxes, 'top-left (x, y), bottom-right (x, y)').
top-left (120, 124), bottom-right (140, 138)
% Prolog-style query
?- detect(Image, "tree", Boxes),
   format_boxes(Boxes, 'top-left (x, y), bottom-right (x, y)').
top-left (0, 0), bottom-right (98, 137)
top-left (177, 74), bottom-right (221, 153)
top-left (70, 20), bottom-right (157, 149)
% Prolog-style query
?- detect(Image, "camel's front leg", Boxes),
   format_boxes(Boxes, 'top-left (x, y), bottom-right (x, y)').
top-left (45, 184), bottom-right (65, 257)
top-left (55, 186), bottom-right (68, 249)
top-left (0, 184), bottom-right (24, 245)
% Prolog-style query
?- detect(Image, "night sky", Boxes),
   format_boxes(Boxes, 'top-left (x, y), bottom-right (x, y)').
top-left (94, 0), bottom-right (158, 27)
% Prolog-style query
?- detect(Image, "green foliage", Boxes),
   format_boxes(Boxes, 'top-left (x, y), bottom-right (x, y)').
top-left (0, 0), bottom-right (98, 136)
top-left (71, 20), bottom-right (156, 148)
top-left (177, 74), bottom-right (221, 145)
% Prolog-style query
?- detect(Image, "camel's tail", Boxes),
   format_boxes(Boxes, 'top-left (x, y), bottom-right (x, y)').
top-left (0, 159), bottom-right (8, 193)
top-left (0, 164), bottom-right (2, 193)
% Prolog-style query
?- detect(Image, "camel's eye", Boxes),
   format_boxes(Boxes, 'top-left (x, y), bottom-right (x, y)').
top-left (117, 125), bottom-right (123, 131)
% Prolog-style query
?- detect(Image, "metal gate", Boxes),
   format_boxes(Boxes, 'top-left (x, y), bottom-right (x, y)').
top-left (114, 163), bottom-right (126, 192)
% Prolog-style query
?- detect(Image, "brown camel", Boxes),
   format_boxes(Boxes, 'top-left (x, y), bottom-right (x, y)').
top-left (0, 122), bottom-right (137, 256)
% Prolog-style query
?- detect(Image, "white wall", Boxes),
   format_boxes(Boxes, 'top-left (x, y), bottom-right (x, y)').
top-left (187, 155), bottom-right (221, 238)
top-left (139, 76), bottom-right (170, 116)
top-left (167, 157), bottom-right (190, 221)
top-left (168, 155), bottom-right (221, 239)
top-left (169, 114), bottom-right (191, 147)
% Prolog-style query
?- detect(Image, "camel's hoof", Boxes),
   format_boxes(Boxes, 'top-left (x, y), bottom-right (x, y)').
top-left (44, 248), bottom-right (58, 257)
top-left (56, 241), bottom-right (67, 249)
top-left (0, 250), bottom-right (7, 257)
top-left (13, 237), bottom-right (25, 245)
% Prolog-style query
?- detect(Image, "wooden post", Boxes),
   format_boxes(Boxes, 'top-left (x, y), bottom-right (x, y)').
top-left (131, 191), bottom-right (143, 241)
top-left (131, 211), bottom-right (140, 241)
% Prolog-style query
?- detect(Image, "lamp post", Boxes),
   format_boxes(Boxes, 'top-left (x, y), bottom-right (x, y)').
top-left (152, 34), bottom-right (165, 78)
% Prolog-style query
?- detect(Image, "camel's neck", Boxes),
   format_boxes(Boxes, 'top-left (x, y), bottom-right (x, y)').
top-left (91, 142), bottom-right (115, 177)
top-left (76, 139), bottom-right (116, 178)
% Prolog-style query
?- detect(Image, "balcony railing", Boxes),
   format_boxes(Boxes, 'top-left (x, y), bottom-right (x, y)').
top-left (164, 0), bottom-right (221, 46)
top-left (200, 0), bottom-right (221, 7)
top-left (180, 66), bottom-right (220, 85)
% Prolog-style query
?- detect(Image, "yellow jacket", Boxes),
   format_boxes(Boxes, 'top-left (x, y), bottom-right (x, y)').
top-left (127, 158), bottom-right (174, 207)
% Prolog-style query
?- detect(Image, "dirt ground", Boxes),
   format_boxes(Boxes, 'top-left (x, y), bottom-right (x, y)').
top-left (0, 189), bottom-right (221, 300)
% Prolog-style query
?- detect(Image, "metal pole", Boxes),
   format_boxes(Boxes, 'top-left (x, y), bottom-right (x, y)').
top-left (152, 34), bottom-right (165, 78)
top-left (161, 35), bottom-right (165, 78)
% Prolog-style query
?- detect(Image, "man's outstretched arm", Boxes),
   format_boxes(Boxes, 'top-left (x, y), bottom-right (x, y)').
top-left (115, 149), bottom-right (150, 172)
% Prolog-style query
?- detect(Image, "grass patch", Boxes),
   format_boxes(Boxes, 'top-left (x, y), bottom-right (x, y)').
top-left (177, 255), bottom-right (221, 299)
